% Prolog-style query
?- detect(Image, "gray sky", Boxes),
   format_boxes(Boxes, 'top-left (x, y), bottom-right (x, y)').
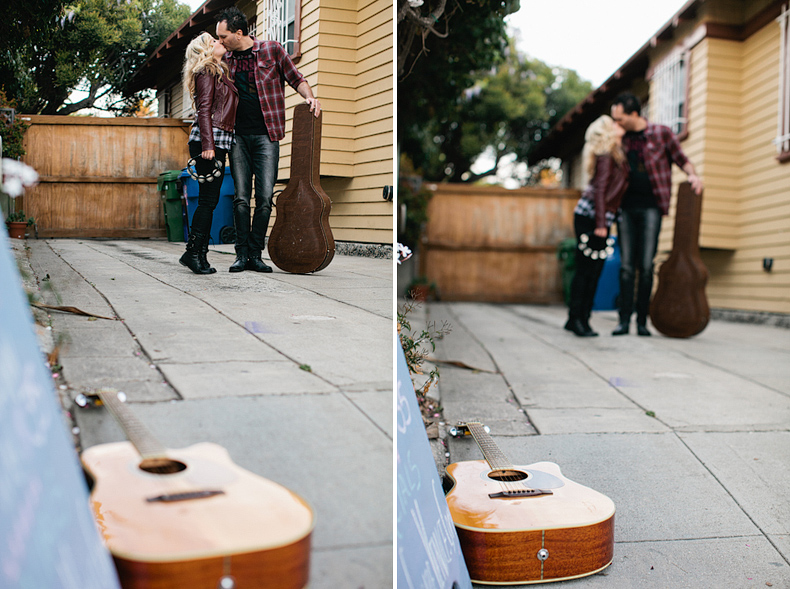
top-left (506, 0), bottom-right (692, 87)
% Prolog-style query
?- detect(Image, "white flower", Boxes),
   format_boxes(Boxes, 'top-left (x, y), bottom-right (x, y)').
top-left (1, 159), bottom-right (38, 198)
top-left (397, 243), bottom-right (413, 264)
top-left (408, 0), bottom-right (424, 6)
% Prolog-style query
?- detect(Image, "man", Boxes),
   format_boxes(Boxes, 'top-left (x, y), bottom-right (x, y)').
top-left (216, 7), bottom-right (321, 273)
top-left (610, 92), bottom-right (703, 336)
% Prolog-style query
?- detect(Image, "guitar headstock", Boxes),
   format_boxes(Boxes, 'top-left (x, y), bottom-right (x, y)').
top-left (448, 421), bottom-right (490, 438)
top-left (74, 388), bottom-right (127, 409)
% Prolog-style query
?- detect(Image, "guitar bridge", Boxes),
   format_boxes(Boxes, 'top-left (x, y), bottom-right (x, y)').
top-left (489, 488), bottom-right (553, 498)
top-left (146, 490), bottom-right (225, 503)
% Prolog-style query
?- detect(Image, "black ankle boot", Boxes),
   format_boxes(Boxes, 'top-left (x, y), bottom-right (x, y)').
top-left (180, 232), bottom-right (214, 275)
top-left (565, 317), bottom-right (595, 337)
top-left (612, 321), bottom-right (630, 336)
top-left (581, 318), bottom-right (598, 337)
top-left (245, 253), bottom-right (273, 273)
top-left (636, 323), bottom-right (651, 336)
top-left (199, 241), bottom-right (216, 274)
top-left (229, 246), bottom-right (248, 273)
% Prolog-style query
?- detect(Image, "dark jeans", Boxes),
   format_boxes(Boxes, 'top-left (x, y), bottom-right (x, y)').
top-left (617, 207), bottom-right (662, 324)
top-left (569, 214), bottom-right (607, 322)
top-left (228, 134), bottom-right (279, 255)
top-left (188, 141), bottom-right (227, 239)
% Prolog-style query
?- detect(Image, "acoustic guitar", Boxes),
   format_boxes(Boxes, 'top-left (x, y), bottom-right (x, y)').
top-left (649, 181), bottom-right (710, 338)
top-left (445, 422), bottom-right (615, 585)
top-left (79, 389), bottom-right (314, 589)
top-left (267, 103), bottom-right (335, 274)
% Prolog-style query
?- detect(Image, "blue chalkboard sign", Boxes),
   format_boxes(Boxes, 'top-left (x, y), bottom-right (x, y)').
top-left (396, 336), bottom-right (472, 589)
top-left (0, 227), bottom-right (120, 589)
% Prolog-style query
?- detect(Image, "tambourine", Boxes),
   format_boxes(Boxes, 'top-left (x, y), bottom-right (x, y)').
top-left (578, 234), bottom-right (615, 260)
top-left (187, 157), bottom-right (223, 183)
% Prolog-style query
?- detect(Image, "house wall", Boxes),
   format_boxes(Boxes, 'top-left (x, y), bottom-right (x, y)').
top-left (727, 19), bottom-right (790, 313)
top-left (277, 0), bottom-right (393, 244)
top-left (650, 6), bottom-right (790, 314)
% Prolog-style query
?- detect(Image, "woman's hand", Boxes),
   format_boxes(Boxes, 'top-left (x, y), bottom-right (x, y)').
top-left (201, 149), bottom-right (215, 161)
top-left (594, 227), bottom-right (608, 238)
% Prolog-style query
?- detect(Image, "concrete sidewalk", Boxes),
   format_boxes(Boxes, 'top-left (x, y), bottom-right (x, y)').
top-left (422, 301), bottom-right (790, 588)
top-left (13, 238), bottom-right (393, 588)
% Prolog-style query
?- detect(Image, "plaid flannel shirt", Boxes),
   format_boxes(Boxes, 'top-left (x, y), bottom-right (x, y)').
top-left (188, 124), bottom-right (235, 152)
top-left (224, 37), bottom-right (306, 141)
top-left (574, 192), bottom-right (617, 228)
top-left (622, 122), bottom-right (690, 215)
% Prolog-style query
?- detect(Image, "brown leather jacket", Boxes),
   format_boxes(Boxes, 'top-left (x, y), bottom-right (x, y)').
top-left (589, 154), bottom-right (629, 229)
top-left (195, 70), bottom-right (238, 151)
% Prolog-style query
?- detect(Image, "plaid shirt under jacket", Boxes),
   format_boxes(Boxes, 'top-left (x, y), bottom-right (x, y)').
top-left (622, 122), bottom-right (690, 215)
top-left (188, 125), bottom-right (235, 152)
top-left (224, 37), bottom-right (306, 142)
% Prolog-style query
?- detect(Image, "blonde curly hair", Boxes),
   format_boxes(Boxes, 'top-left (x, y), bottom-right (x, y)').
top-left (182, 32), bottom-right (230, 110)
top-left (582, 115), bottom-right (625, 179)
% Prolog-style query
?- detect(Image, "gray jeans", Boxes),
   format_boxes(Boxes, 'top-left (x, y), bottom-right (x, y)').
top-left (229, 134), bottom-right (279, 255)
top-left (617, 207), bottom-right (662, 323)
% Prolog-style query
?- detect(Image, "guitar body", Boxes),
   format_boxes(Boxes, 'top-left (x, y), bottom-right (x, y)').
top-left (445, 460), bottom-right (615, 585)
top-left (268, 103), bottom-right (335, 274)
top-left (650, 182), bottom-right (710, 338)
top-left (81, 441), bottom-right (314, 589)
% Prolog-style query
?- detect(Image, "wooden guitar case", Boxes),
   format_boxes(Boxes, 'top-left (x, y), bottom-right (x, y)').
top-left (268, 103), bottom-right (335, 273)
top-left (649, 181), bottom-right (710, 338)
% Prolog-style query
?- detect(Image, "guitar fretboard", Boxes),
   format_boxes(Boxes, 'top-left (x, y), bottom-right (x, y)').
top-left (97, 389), bottom-right (167, 459)
top-left (467, 422), bottom-right (514, 471)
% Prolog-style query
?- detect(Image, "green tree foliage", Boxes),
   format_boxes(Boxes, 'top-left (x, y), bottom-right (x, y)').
top-left (0, 0), bottom-right (190, 115)
top-left (399, 1), bottom-right (517, 172)
top-left (400, 34), bottom-right (593, 184)
top-left (0, 90), bottom-right (31, 159)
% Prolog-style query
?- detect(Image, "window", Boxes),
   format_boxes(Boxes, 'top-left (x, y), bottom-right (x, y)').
top-left (160, 87), bottom-right (171, 118)
top-left (248, 15), bottom-right (258, 39)
top-left (776, 3), bottom-right (790, 161)
top-left (648, 47), bottom-right (688, 137)
top-left (262, 0), bottom-right (301, 58)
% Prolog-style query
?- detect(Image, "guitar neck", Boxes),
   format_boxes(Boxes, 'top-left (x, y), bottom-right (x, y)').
top-left (97, 389), bottom-right (167, 459)
top-left (467, 422), bottom-right (514, 471)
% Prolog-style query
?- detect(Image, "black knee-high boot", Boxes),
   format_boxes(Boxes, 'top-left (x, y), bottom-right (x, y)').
top-left (199, 241), bottom-right (216, 274)
top-left (179, 231), bottom-right (213, 274)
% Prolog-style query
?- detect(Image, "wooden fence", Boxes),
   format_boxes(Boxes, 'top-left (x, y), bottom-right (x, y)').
top-left (419, 183), bottom-right (581, 303)
top-left (20, 116), bottom-right (190, 238)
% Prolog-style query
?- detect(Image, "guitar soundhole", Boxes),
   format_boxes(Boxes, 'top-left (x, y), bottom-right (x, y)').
top-left (139, 458), bottom-right (187, 475)
top-left (488, 469), bottom-right (529, 482)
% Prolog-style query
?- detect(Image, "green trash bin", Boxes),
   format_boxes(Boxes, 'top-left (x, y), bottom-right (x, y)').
top-left (157, 170), bottom-right (185, 242)
top-left (557, 237), bottom-right (577, 307)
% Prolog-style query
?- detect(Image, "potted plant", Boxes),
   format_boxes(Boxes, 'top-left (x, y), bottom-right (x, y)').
top-left (406, 275), bottom-right (437, 301)
top-left (6, 210), bottom-right (34, 239)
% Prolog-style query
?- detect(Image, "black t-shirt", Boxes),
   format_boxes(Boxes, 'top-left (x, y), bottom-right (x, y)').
top-left (232, 47), bottom-right (268, 136)
top-left (622, 130), bottom-right (658, 209)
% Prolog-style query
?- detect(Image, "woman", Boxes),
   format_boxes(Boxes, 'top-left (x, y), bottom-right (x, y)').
top-left (565, 115), bottom-right (628, 337)
top-left (179, 32), bottom-right (238, 274)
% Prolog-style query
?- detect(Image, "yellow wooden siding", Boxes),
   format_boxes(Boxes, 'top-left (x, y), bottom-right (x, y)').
top-left (730, 20), bottom-right (790, 314)
top-left (276, 0), bottom-right (392, 244)
top-left (650, 25), bottom-right (790, 314)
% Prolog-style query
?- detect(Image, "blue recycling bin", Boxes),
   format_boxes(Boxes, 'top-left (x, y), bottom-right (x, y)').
top-left (592, 235), bottom-right (621, 311)
top-left (179, 167), bottom-right (236, 245)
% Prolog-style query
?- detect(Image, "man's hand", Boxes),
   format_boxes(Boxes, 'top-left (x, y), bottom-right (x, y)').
top-left (593, 227), bottom-right (608, 238)
top-left (687, 173), bottom-right (703, 195)
top-left (201, 149), bottom-right (215, 161)
top-left (305, 96), bottom-right (321, 117)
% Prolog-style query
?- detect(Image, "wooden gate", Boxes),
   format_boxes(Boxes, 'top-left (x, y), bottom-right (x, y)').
top-left (21, 116), bottom-right (189, 238)
top-left (420, 183), bottom-right (580, 303)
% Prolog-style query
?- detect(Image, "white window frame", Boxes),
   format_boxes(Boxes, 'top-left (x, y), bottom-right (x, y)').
top-left (648, 47), bottom-right (688, 136)
top-left (775, 2), bottom-right (790, 160)
top-left (261, 0), bottom-right (300, 58)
